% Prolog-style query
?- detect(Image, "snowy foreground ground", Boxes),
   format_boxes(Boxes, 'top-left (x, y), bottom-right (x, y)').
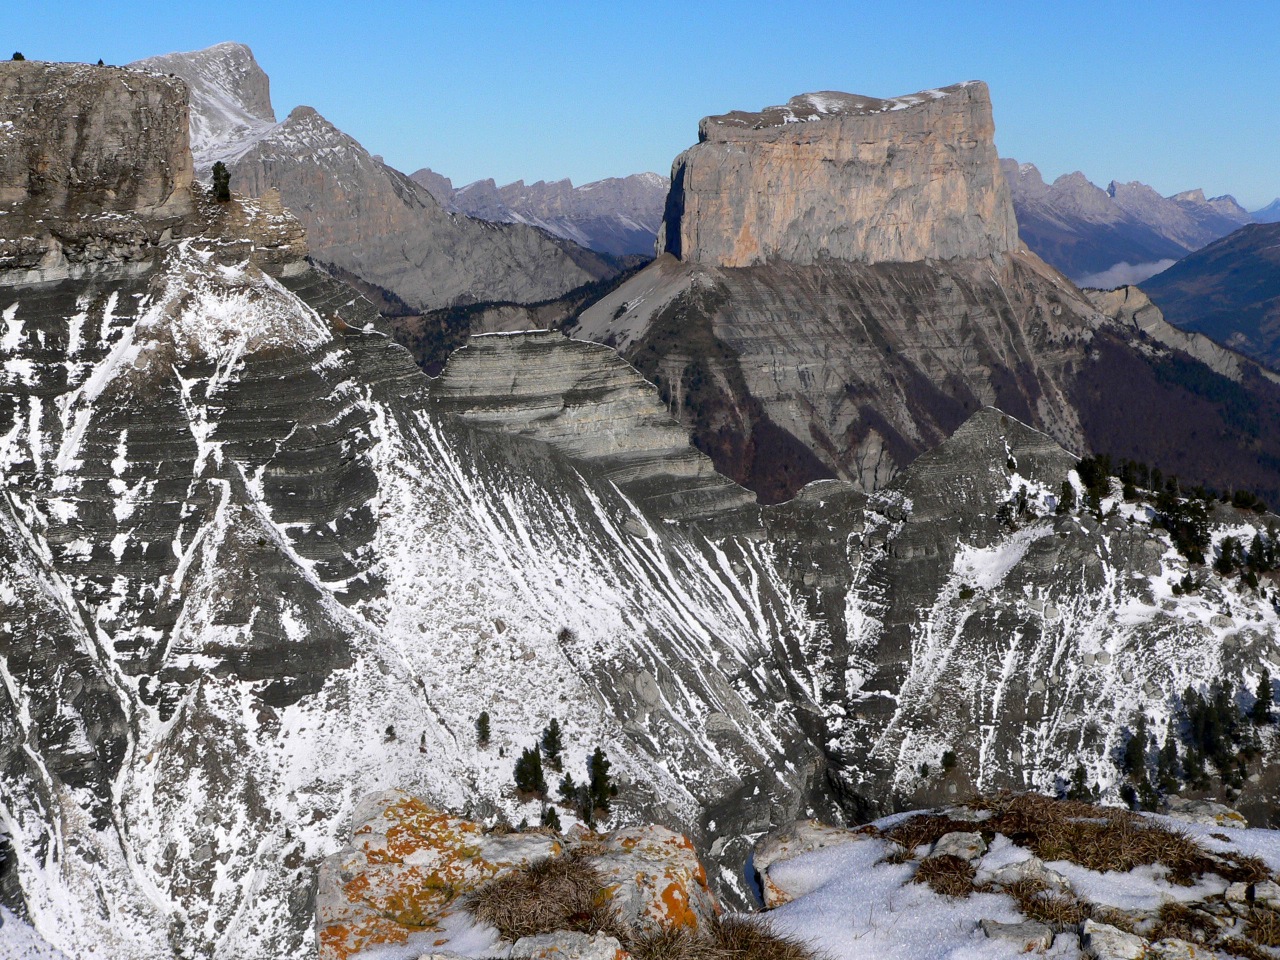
top-left (761, 810), bottom-right (1280, 960)
top-left (6, 806), bottom-right (1280, 960)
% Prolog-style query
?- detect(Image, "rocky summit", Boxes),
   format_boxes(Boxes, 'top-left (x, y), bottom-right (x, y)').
top-left (576, 83), bottom-right (1280, 506)
top-left (659, 83), bottom-right (1018, 267)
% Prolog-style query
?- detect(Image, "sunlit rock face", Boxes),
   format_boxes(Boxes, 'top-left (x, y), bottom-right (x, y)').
top-left (657, 83), bottom-right (1018, 268)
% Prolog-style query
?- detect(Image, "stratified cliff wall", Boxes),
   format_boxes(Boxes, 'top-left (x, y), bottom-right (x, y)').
top-left (657, 83), bottom-right (1018, 267)
top-left (0, 60), bottom-right (195, 280)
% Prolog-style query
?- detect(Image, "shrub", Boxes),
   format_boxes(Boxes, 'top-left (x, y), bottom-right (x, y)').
top-left (11, 52), bottom-right (24, 61)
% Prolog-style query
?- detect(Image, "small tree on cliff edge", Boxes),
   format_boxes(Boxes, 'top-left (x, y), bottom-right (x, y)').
top-left (12, 53), bottom-right (25, 61)
top-left (211, 161), bottom-right (231, 202)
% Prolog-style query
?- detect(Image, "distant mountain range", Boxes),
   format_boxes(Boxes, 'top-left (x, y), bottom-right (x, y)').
top-left (411, 169), bottom-right (669, 258)
top-left (131, 43), bottom-right (621, 311)
top-left (1001, 159), bottom-right (1256, 286)
top-left (1142, 221), bottom-right (1280, 370)
top-left (1253, 198), bottom-right (1280, 223)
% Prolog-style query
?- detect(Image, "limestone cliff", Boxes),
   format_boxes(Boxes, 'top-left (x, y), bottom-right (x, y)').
top-left (657, 83), bottom-right (1018, 267)
top-left (0, 60), bottom-right (195, 282)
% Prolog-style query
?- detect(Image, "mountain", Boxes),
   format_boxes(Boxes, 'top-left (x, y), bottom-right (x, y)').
top-left (1002, 159), bottom-right (1254, 285)
top-left (413, 169), bottom-right (669, 258)
top-left (7, 60), bottom-right (1280, 960)
top-left (1141, 221), bottom-right (1280, 370)
top-left (1253, 199), bottom-right (1280, 223)
top-left (130, 43), bottom-right (620, 311)
top-left (575, 84), bottom-right (1280, 505)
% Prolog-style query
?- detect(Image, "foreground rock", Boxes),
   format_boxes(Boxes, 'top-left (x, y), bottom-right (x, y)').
top-left (316, 791), bottom-right (717, 960)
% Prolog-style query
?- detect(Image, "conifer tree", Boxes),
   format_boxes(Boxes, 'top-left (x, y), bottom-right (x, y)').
top-left (211, 161), bottom-right (231, 202)
top-left (514, 745), bottom-right (547, 798)
top-left (1056, 480), bottom-right (1076, 515)
top-left (475, 711), bottom-right (490, 747)
top-left (1122, 712), bottom-right (1148, 779)
top-left (588, 747), bottom-right (613, 814)
top-left (12, 53), bottom-right (24, 61)
top-left (541, 718), bottom-right (563, 771)
top-left (1156, 727), bottom-right (1180, 793)
top-left (1253, 669), bottom-right (1274, 724)
top-left (540, 805), bottom-right (561, 831)
top-left (558, 772), bottom-right (577, 804)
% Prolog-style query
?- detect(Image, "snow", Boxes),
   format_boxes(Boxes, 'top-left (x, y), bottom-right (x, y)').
top-left (0, 908), bottom-right (71, 960)
top-left (759, 810), bottom-right (1280, 960)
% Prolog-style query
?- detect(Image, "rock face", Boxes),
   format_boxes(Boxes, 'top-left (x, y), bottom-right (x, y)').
top-left (577, 84), bottom-right (1280, 506)
top-left (418, 170), bottom-right (669, 258)
top-left (1141, 221), bottom-right (1280, 371)
top-left (0, 59), bottom-right (194, 281)
top-left (128, 43), bottom-right (621, 311)
top-left (1003, 159), bottom-right (1254, 284)
top-left (658, 84), bottom-right (1018, 267)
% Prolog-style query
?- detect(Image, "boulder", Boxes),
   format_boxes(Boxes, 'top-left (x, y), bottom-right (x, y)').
top-left (930, 831), bottom-right (986, 861)
top-left (511, 932), bottom-right (627, 960)
top-left (978, 919), bottom-right (1054, 950)
top-left (316, 791), bottom-right (561, 960)
top-left (982, 854), bottom-right (1070, 892)
top-left (1082, 920), bottom-right (1149, 960)
top-left (1148, 938), bottom-right (1213, 960)
top-left (591, 825), bottom-right (720, 931)
top-left (751, 821), bottom-right (870, 907)
top-left (1163, 798), bottom-right (1248, 829)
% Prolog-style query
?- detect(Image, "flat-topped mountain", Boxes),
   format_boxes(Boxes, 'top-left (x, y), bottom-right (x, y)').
top-left (128, 43), bottom-right (620, 311)
top-left (415, 169), bottom-right (668, 258)
top-left (1003, 159), bottom-right (1254, 284)
top-left (659, 82), bottom-right (1018, 267)
top-left (577, 84), bottom-right (1280, 504)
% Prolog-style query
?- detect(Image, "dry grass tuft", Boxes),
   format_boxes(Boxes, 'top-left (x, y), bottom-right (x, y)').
top-left (1220, 937), bottom-right (1276, 960)
top-left (627, 916), bottom-right (817, 960)
top-left (1246, 908), bottom-right (1280, 948)
top-left (883, 815), bottom-right (981, 855)
top-left (467, 854), bottom-right (614, 941)
top-left (1150, 901), bottom-right (1217, 943)
top-left (1003, 878), bottom-right (1091, 930)
top-left (911, 855), bottom-right (977, 898)
top-left (939, 793), bottom-right (1271, 885)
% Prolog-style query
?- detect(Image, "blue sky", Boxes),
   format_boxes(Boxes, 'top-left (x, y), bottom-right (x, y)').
top-left (7, 1), bottom-right (1279, 208)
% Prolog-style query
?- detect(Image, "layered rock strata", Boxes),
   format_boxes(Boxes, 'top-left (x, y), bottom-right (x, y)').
top-left (578, 84), bottom-right (1280, 505)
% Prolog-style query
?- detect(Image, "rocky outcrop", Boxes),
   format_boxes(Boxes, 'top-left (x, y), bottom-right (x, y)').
top-left (657, 84), bottom-right (1018, 267)
top-left (0, 59), bottom-right (195, 282)
top-left (418, 170), bottom-right (669, 258)
top-left (129, 43), bottom-right (621, 312)
top-left (317, 792), bottom-right (718, 960)
top-left (1140, 221), bottom-right (1280, 371)
top-left (1002, 159), bottom-right (1253, 284)
top-left (1087, 284), bottom-right (1280, 384)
